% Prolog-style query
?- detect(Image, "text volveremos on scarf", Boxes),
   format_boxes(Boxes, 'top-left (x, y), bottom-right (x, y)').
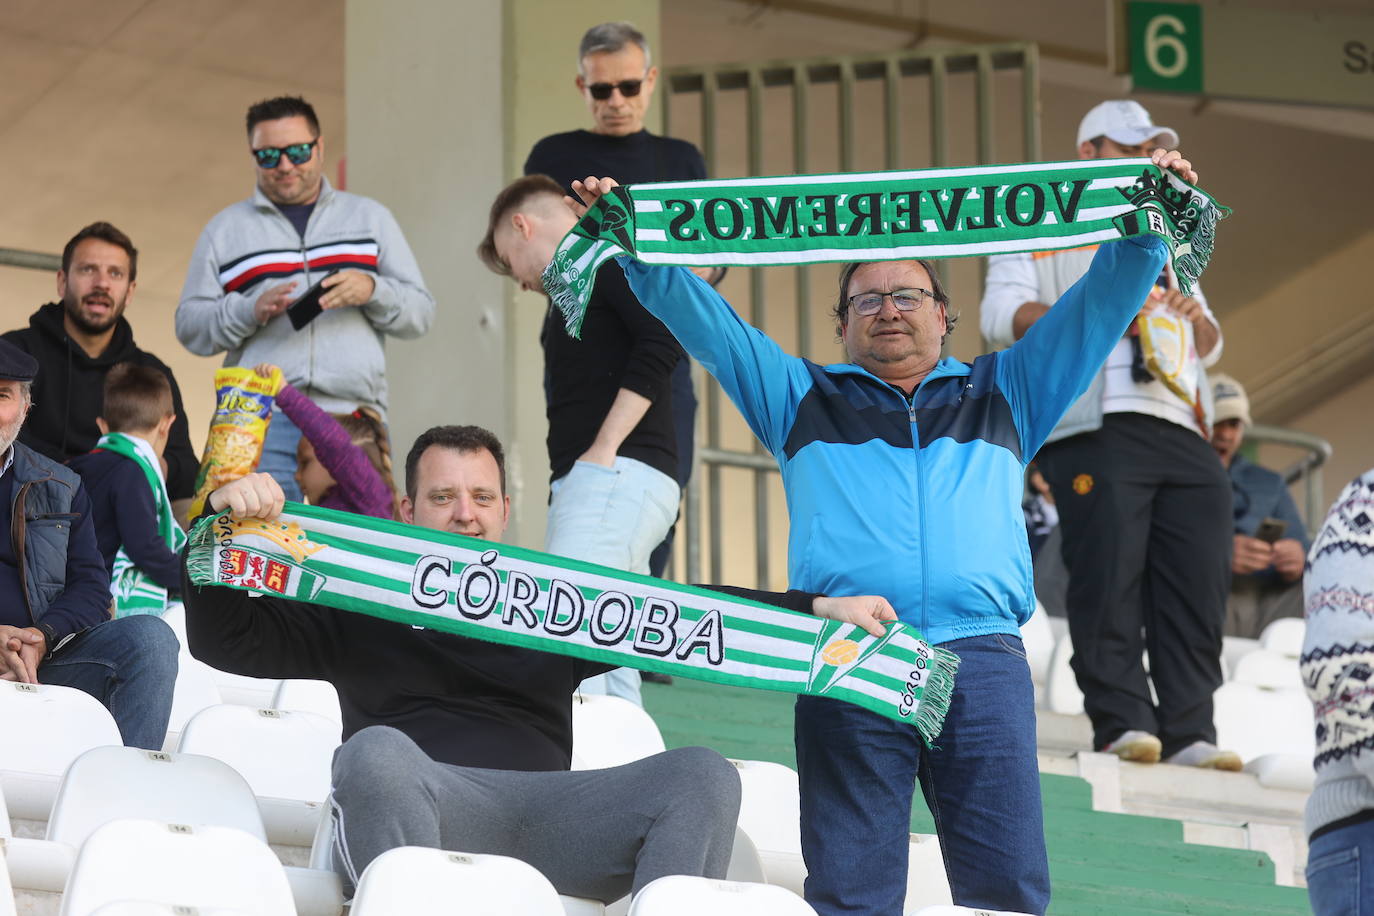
top-left (186, 503), bottom-right (958, 743)
top-left (542, 158), bottom-right (1229, 336)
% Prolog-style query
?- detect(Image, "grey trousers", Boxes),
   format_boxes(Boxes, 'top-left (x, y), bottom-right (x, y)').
top-left (329, 725), bottom-right (741, 901)
top-left (1224, 576), bottom-right (1305, 639)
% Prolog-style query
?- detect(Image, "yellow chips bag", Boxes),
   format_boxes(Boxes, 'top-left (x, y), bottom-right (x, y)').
top-left (189, 367), bottom-right (284, 517)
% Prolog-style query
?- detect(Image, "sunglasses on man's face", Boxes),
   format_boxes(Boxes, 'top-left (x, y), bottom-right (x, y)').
top-left (586, 79), bottom-right (644, 100)
top-left (252, 140), bottom-right (318, 169)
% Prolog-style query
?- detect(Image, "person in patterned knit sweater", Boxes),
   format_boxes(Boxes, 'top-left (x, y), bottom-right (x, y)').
top-left (1302, 467), bottom-right (1374, 914)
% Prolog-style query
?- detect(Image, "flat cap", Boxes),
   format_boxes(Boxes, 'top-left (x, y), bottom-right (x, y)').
top-left (0, 337), bottom-right (38, 382)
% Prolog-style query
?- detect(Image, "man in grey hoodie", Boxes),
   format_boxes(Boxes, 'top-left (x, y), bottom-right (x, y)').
top-left (176, 96), bottom-right (434, 502)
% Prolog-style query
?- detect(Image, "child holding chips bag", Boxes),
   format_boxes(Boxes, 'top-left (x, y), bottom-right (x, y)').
top-left (253, 364), bottom-right (399, 520)
top-left (188, 366), bottom-right (284, 517)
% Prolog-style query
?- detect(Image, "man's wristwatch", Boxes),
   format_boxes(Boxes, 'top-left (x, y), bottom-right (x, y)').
top-left (37, 623), bottom-right (59, 660)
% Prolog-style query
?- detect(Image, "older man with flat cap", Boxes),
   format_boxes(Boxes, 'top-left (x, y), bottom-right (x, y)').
top-left (0, 337), bottom-right (178, 749)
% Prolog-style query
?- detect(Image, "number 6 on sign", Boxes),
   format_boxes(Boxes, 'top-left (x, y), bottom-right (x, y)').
top-left (1146, 14), bottom-right (1189, 78)
top-left (1127, 1), bottom-right (1203, 94)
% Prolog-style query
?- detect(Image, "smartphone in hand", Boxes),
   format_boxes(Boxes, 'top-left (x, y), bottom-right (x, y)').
top-left (286, 272), bottom-right (337, 330)
top-left (1255, 517), bottom-right (1287, 544)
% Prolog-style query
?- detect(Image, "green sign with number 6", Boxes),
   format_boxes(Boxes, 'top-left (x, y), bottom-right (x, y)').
top-left (1128, 1), bottom-right (1203, 93)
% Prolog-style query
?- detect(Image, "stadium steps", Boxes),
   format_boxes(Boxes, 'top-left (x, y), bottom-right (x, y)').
top-left (641, 679), bottom-right (1311, 916)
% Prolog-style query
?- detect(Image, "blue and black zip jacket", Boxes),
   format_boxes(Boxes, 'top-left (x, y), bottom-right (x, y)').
top-left (618, 236), bottom-right (1167, 645)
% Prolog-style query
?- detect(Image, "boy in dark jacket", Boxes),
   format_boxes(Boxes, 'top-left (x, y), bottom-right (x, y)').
top-left (69, 364), bottom-right (184, 614)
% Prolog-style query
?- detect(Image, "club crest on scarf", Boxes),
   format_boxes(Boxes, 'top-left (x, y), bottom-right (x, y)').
top-left (213, 515), bottom-right (327, 599)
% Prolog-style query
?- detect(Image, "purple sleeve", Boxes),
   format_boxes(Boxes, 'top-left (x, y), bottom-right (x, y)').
top-left (275, 384), bottom-right (395, 519)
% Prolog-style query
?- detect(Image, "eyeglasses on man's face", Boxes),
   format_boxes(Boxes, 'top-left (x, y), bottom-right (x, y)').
top-left (252, 140), bottom-right (318, 169)
top-left (586, 79), bottom-right (644, 100)
top-left (848, 288), bottom-right (937, 317)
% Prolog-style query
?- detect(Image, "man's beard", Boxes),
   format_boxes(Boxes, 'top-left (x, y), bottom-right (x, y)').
top-left (0, 410), bottom-right (24, 456)
top-left (64, 292), bottom-right (126, 335)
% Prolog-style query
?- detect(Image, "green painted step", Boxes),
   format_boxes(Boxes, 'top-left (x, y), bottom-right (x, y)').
top-left (640, 680), bottom-right (1303, 915)
top-left (1050, 878), bottom-right (1309, 915)
top-left (1045, 835), bottom-right (1274, 884)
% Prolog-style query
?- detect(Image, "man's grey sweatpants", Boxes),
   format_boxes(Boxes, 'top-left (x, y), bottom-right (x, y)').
top-left (329, 725), bottom-right (741, 901)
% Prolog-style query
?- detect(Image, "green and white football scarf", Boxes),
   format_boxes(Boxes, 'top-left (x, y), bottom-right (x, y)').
top-left (97, 432), bottom-right (187, 616)
top-left (185, 503), bottom-right (959, 743)
top-left (543, 157), bottom-right (1229, 336)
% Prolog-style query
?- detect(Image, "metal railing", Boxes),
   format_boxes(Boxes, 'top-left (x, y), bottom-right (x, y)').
top-left (0, 247), bottom-right (61, 272)
top-left (1247, 424), bottom-right (1333, 536)
top-left (663, 43), bottom-right (1042, 587)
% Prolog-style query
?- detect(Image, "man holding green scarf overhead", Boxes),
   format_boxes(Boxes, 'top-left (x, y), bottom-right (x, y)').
top-left (545, 148), bottom-right (1204, 915)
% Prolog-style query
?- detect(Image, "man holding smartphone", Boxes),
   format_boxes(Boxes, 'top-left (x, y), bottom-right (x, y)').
top-left (175, 96), bottom-right (435, 501)
top-left (1210, 374), bottom-right (1308, 638)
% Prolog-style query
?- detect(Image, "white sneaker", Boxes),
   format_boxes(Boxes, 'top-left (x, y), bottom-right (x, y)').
top-left (1102, 730), bottom-right (1162, 763)
top-left (1165, 740), bottom-right (1243, 771)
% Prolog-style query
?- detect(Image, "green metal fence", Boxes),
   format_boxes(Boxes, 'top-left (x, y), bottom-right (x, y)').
top-left (663, 43), bottom-right (1042, 587)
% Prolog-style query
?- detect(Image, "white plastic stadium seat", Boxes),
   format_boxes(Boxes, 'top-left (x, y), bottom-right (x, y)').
top-left (627, 875), bottom-right (818, 915)
top-left (0, 778), bottom-right (11, 838)
top-left (0, 683), bottom-right (123, 821)
top-left (163, 657), bottom-right (224, 749)
top-left (1243, 753), bottom-right (1316, 792)
top-left (1020, 601), bottom-right (1056, 696)
top-left (177, 704), bottom-right (341, 803)
top-left (349, 846), bottom-right (565, 915)
top-left (0, 837), bottom-right (17, 916)
top-left (1212, 682), bottom-right (1314, 765)
top-left (1229, 648), bottom-right (1303, 691)
top-left (570, 694), bottom-right (666, 769)
top-left (731, 760), bottom-right (802, 855)
top-left (1259, 617), bottom-right (1306, 659)
top-left (46, 746), bottom-right (264, 848)
top-left (559, 896), bottom-right (608, 916)
top-left (89, 904), bottom-right (257, 915)
top-left (59, 819), bottom-right (294, 916)
top-left (726, 825), bottom-right (766, 884)
top-left (904, 833), bottom-right (954, 911)
top-left (161, 604), bottom-right (282, 708)
top-left (272, 678), bottom-right (344, 725)
top-left (1221, 635), bottom-right (1259, 681)
top-left (910, 906), bottom-right (1035, 916)
top-left (1045, 633), bottom-right (1084, 715)
top-left (208, 669), bottom-right (282, 709)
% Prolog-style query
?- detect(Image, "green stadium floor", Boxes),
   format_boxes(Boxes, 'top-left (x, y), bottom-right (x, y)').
top-left (642, 679), bottom-right (1310, 916)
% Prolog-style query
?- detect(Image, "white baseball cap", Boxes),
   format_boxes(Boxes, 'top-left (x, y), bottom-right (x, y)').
top-left (1211, 373), bottom-right (1253, 427)
top-left (1077, 100), bottom-right (1179, 150)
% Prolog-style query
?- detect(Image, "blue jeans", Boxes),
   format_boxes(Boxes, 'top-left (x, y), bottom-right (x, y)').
top-left (260, 407), bottom-right (304, 503)
top-left (545, 457), bottom-right (679, 707)
top-left (795, 633), bottom-right (1050, 916)
top-left (1308, 817), bottom-right (1374, 915)
top-left (39, 615), bottom-right (179, 750)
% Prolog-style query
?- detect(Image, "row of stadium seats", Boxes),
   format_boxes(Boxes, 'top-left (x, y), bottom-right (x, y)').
top-left (1, 813), bottom-right (1026, 916)
top-left (0, 680), bottom-right (982, 914)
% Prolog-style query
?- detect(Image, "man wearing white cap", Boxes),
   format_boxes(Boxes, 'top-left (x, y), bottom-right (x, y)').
top-left (1209, 374), bottom-right (1308, 638)
top-left (981, 100), bottom-right (1237, 770)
